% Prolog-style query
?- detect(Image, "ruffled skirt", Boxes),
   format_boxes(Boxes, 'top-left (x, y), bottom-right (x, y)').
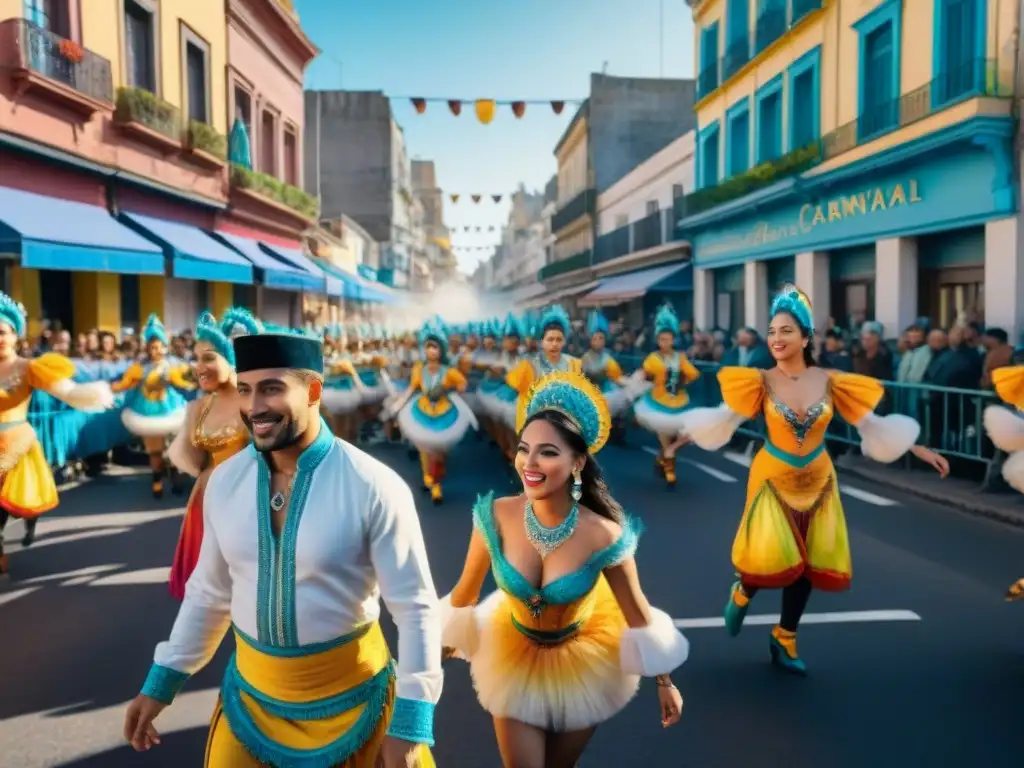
top-left (479, 383), bottom-right (519, 429)
top-left (396, 397), bottom-right (475, 453)
top-left (633, 392), bottom-right (691, 435)
top-left (469, 581), bottom-right (640, 732)
top-left (321, 381), bottom-right (364, 415)
top-left (0, 423), bottom-right (58, 518)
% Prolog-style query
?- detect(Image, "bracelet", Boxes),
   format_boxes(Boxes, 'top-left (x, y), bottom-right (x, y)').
top-left (655, 674), bottom-right (675, 688)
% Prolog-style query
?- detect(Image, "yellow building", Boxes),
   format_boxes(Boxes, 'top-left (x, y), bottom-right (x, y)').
top-left (683, 0), bottom-right (1020, 339)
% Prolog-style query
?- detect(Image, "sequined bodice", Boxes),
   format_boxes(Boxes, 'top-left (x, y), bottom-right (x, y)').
top-left (0, 361), bottom-right (33, 418)
top-left (193, 397), bottom-right (248, 464)
top-left (764, 391), bottom-right (833, 452)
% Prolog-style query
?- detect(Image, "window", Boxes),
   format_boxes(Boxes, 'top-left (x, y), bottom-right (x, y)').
top-left (182, 30), bottom-right (209, 123)
top-left (26, 0), bottom-right (71, 37)
top-left (756, 76), bottom-right (783, 162)
top-left (260, 110), bottom-right (276, 176)
top-left (672, 183), bottom-right (684, 199)
top-left (698, 22), bottom-right (720, 97)
top-left (645, 200), bottom-right (659, 215)
top-left (283, 129), bottom-right (298, 185)
top-left (726, 98), bottom-right (751, 176)
top-left (723, 0), bottom-right (750, 79)
top-left (789, 47), bottom-right (821, 150)
top-left (698, 122), bottom-right (721, 188)
top-left (855, 0), bottom-right (902, 140)
top-left (124, 0), bottom-right (156, 92)
top-left (934, 0), bottom-right (985, 104)
top-left (234, 86), bottom-right (252, 134)
top-left (614, 214), bottom-right (628, 229)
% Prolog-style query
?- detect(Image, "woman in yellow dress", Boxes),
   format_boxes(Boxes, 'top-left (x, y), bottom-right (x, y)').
top-left (166, 309), bottom-right (257, 600)
top-left (440, 371), bottom-right (688, 767)
top-left (680, 285), bottom-right (949, 674)
top-left (112, 314), bottom-right (196, 498)
top-left (503, 305), bottom-right (582, 452)
top-left (982, 365), bottom-right (1024, 599)
top-left (0, 291), bottom-right (113, 576)
top-left (632, 304), bottom-right (700, 486)
top-left (382, 318), bottom-right (476, 504)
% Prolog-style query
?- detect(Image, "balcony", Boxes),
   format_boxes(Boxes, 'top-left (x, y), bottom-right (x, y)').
top-left (113, 86), bottom-right (181, 152)
top-left (697, 61), bottom-right (719, 100)
top-left (594, 225), bottom-right (630, 265)
top-left (632, 210), bottom-right (664, 252)
top-left (1, 19), bottom-right (112, 116)
top-left (551, 188), bottom-right (595, 233)
top-left (754, 5), bottom-right (787, 56)
top-left (681, 58), bottom-right (1011, 219)
top-left (721, 37), bottom-right (750, 82)
top-left (538, 249), bottom-right (591, 280)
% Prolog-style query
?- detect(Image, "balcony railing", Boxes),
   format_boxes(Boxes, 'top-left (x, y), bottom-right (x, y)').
top-left (669, 197), bottom-right (686, 240)
top-left (594, 225), bottom-right (630, 265)
top-left (697, 61), bottom-right (719, 100)
top-left (2, 19), bottom-right (113, 105)
top-left (755, 5), bottom-right (787, 55)
top-left (538, 249), bottom-right (591, 280)
top-left (114, 86), bottom-right (181, 142)
top-left (632, 210), bottom-right (664, 252)
top-left (721, 37), bottom-right (750, 81)
top-left (551, 188), bottom-right (595, 233)
top-left (683, 58), bottom-right (1010, 219)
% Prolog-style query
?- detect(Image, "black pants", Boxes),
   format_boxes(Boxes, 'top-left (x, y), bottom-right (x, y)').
top-left (0, 508), bottom-right (36, 552)
top-left (743, 577), bottom-right (813, 632)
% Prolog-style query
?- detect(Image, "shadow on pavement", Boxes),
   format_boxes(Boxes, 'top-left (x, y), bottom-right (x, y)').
top-left (55, 726), bottom-right (209, 767)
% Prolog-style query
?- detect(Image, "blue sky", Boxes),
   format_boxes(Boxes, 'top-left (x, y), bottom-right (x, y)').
top-left (296, 0), bottom-right (695, 273)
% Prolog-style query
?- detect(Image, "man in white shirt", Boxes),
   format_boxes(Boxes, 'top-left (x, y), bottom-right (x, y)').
top-left (123, 331), bottom-right (442, 767)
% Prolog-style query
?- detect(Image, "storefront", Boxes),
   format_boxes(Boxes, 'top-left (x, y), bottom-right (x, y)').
top-left (683, 115), bottom-right (1017, 338)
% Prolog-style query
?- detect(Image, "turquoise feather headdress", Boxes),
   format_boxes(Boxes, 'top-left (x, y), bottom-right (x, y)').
top-left (142, 313), bottom-right (167, 345)
top-left (587, 310), bottom-right (609, 337)
top-left (770, 284), bottom-right (814, 333)
top-left (195, 311), bottom-right (234, 365)
top-left (516, 371), bottom-right (611, 455)
top-left (538, 304), bottom-right (571, 338)
top-left (418, 318), bottom-right (449, 361)
top-left (501, 312), bottom-right (524, 339)
top-left (0, 291), bottom-right (26, 337)
top-left (653, 304), bottom-right (678, 337)
top-left (221, 307), bottom-right (263, 338)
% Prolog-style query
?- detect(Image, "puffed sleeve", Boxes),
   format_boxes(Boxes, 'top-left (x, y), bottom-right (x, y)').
top-left (679, 353), bottom-right (700, 384)
top-left (332, 358), bottom-right (358, 377)
top-left (993, 366), bottom-right (1024, 410)
top-left (605, 356), bottom-right (624, 380)
top-left (28, 353), bottom-right (113, 411)
top-left (166, 362), bottom-right (196, 392)
top-left (111, 361), bottom-right (143, 393)
top-left (505, 358), bottom-right (534, 395)
top-left (641, 353), bottom-right (660, 378)
top-left (444, 367), bottom-right (468, 392)
top-left (677, 367), bottom-right (764, 451)
top-left (167, 399), bottom-right (205, 477)
top-left (830, 372), bottom-right (919, 463)
top-left (409, 361), bottom-right (423, 391)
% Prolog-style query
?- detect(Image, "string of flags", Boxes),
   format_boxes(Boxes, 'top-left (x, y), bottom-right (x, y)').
top-left (448, 193), bottom-right (510, 204)
top-left (454, 225), bottom-right (498, 233)
top-left (403, 97), bottom-right (582, 124)
top-left (450, 245), bottom-right (498, 252)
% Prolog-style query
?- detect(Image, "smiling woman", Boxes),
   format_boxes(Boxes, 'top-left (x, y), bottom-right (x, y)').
top-left (440, 371), bottom-right (689, 768)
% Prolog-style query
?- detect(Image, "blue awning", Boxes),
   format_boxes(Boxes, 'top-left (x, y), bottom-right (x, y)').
top-left (0, 185), bottom-right (164, 274)
top-left (578, 263), bottom-right (692, 308)
top-left (260, 243), bottom-right (332, 294)
top-left (312, 259), bottom-right (369, 300)
top-left (120, 213), bottom-right (253, 284)
top-left (211, 231), bottom-right (318, 292)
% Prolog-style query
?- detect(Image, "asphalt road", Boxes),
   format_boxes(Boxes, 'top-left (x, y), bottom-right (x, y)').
top-left (0, 434), bottom-right (1022, 768)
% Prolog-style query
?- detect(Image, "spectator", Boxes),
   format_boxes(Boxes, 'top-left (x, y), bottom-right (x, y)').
top-left (820, 328), bottom-right (853, 371)
top-left (721, 327), bottom-right (773, 368)
top-left (852, 322), bottom-right (893, 379)
top-left (980, 327), bottom-right (1013, 389)
top-left (897, 324), bottom-right (932, 384)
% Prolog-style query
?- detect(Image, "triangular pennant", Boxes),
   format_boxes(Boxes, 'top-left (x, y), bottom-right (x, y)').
top-left (448, 100), bottom-right (462, 116)
top-left (450, 194), bottom-right (459, 203)
top-left (471, 194), bottom-right (482, 203)
top-left (411, 98), bottom-right (427, 114)
top-left (551, 101), bottom-right (565, 115)
top-left (491, 194), bottom-right (502, 203)
top-left (511, 101), bottom-right (526, 118)
top-left (475, 99), bottom-right (496, 125)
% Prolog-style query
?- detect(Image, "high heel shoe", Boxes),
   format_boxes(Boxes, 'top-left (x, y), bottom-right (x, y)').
top-left (769, 627), bottom-right (807, 676)
top-left (723, 581), bottom-right (749, 637)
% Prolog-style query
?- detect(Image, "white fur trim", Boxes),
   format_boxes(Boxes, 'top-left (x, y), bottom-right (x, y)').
top-left (619, 608), bottom-right (690, 676)
top-left (633, 398), bottom-right (692, 436)
top-left (677, 404), bottom-right (746, 451)
top-left (167, 427), bottom-right (203, 476)
top-left (1002, 451), bottom-right (1024, 493)
top-left (857, 412), bottom-right (920, 463)
top-left (396, 398), bottom-right (475, 453)
top-left (439, 594), bottom-right (480, 659)
top-left (320, 387), bottom-right (364, 414)
top-left (48, 379), bottom-right (114, 412)
top-left (603, 386), bottom-right (633, 417)
top-left (984, 405), bottom-right (1024, 452)
top-left (121, 408), bottom-right (187, 438)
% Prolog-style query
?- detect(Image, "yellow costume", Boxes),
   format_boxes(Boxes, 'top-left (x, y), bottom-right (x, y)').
top-left (0, 353), bottom-right (111, 516)
top-left (505, 355), bottom-right (583, 430)
top-left (632, 351), bottom-right (700, 434)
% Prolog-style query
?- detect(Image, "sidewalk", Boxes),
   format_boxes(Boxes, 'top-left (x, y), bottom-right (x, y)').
top-left (835, 453), bottom-right (1024, 528)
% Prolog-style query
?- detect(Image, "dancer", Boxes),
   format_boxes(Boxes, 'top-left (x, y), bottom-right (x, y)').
top-left (632, 303), bottom-right (700, 486)
top-left (112, 314), bottom-right (195, 498)
top-left (321, 330), bottom-right (368, 443)
top-left (382, 318), bottom-right (477, 504)
top-left (680, 285), bottom-right (949, 673)
top-left (123, 330), bottom-right (440, 766)
top-left (581, 310), bottom-right (636, 418)
top-left (0, 292), bottom-right (113, 576)
top-left (479, 313), bottom-right (527, 462)
top-left (464, 320), bottom-right (501, 428)
top-left (981, 366), bottom-right (1024, 599)
top-left (441, 371), bottom-right (687, 767)
top-left (166, 309), bottom-right (257, 600)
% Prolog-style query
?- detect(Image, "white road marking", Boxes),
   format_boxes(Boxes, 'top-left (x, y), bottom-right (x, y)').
top-left (0, 587), bottom-right (40, 607)
top-left (674, 609), bottom-right (921, 629)
top-left (89, 566), bottom-right (171, 586)
top-left (643, 446), bottom-right (738, 483)
top-left (21, 564), bottom-right (123, 584)
top-left (723, 450), bottom-right (898, 506)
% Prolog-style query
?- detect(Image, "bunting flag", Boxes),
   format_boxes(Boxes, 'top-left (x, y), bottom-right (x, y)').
top-left (451, 245), bottom-right (500, 252)
top-left (402, 96), bottom-right (576, 123)
top-left (445, 193), bottom-right (510, 204)
top-left (459, 225), bottom-right (498, 233)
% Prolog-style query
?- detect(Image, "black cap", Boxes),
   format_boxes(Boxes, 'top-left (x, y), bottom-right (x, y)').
top-left (233, 333), bottom-right (323, 374)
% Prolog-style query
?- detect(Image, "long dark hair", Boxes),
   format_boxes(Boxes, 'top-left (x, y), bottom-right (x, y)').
top-left (771, 311), bottom-right (816, 368)
top-left (520, 409), bottom-right (624, 523)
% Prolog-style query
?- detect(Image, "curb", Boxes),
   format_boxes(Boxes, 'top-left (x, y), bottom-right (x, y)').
top-left (835, 457), bottom-right (1024, 529)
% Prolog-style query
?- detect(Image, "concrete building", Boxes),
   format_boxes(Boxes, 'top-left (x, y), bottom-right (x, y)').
top-left (541, 73), bottom-right (698, 306)
top-left (490, 185), bottom-right (550, 289)
top-left (0, 0), bottom-right (322, 336)
top-left (304, 89), bottom-right (419, 290)
top-left (683, 0), bottom-right (1018, 339)
top-left (411, 159), bottom-right (460, 287)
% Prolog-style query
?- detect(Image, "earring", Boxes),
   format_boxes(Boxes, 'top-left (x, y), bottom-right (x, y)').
top-left (571, 470), bottom-right (583, 502)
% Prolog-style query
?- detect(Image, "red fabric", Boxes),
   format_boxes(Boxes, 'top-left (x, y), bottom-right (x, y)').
top-left (168, 482), bottom-right (205, 601)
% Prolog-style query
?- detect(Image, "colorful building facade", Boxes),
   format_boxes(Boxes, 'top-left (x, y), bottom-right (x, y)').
top-left (683, 0), bottom-right (1018, 339)
top-left (0, 0), bottom-right (326, 339)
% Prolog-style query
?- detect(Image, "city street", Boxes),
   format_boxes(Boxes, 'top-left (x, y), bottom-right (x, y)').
top-left (0, 436), bottom-right (1022, 767)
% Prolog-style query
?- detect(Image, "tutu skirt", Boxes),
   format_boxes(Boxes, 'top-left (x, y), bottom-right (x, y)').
top-left (469, 578), bottom-right (640, 731)
top-left (633, 392), bottom-right (691, 435)
top-left (321, 382), bottom-right (364, 415)
top-left (479, 383), bottom-right (519, 429)
top-left (397, 398), bottom-right (475, 453)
